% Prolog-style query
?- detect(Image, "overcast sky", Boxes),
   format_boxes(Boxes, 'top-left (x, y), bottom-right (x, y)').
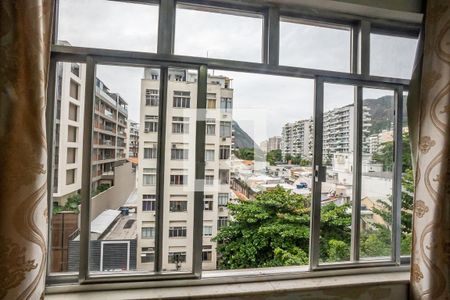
top-left (58, 0), bottom-right (418, 144)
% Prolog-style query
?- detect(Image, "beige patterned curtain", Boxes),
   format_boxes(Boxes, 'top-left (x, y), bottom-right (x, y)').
top-left (0, 1), bottom-right (53, 299)
top-left (409, 0), bottom-right (450, 299)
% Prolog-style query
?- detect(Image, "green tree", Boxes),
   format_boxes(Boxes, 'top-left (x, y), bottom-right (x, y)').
top-left (53, 192), bottom-right (81, 214)
top-left (214, 187), bottom-right (351, 269)
top-left (266, 149), bottom-right (282, 166)
top-left (372, 133), bottom-right (411, 172)
top-left (233, 148), bottom-right (254, 160)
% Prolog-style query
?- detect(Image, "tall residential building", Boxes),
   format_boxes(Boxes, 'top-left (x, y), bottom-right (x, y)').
top-left (281, 119), bottom-right (313, 160)
top-left (53, 61), bottom-right (129, 205)
top-left (137, 69), bottom-right (232, 271)
top-left (267, 136), bottom-right (282, 152)
top-left (127, 120), bottom-right (139, 158)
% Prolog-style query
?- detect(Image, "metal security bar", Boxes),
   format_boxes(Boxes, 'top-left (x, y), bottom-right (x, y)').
top-left (46, 0), bottom-right (419, 287)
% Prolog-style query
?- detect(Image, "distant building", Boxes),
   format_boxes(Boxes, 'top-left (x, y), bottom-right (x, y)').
top-left (281, 119), bottom-right (313, 160)
top-left (127, 120), bottom-right (139, 158)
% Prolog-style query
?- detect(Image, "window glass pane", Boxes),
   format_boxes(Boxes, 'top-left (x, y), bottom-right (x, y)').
top-left (320, 83), bottom-right (354, 263)
top-left (370, 33), bottom-right (418, 79)
top-left (49, 62), bottom-right (86, 274)
top-left (360, 88), bottom-right (395, 260)
top-left (204, 70), bottom-right (314, 270)
top-left (401, 92), bottom-right (412, 256)
top-left (58, 0), bottom-right (159, 52)
top-left (175, 6), bottom-right (263, 62)
top-left (280, 18), bottom-right (351, 72)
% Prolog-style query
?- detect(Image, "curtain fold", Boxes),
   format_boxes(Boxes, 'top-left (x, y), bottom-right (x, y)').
top-left (0, 1), bottom-right (53, 299)
top-left (409, 0), bottom-right (450, 299)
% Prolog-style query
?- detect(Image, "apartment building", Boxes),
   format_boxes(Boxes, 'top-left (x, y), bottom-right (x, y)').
top-left (281, 119), bottom-right (313, 160)
top-left (127, 120), bottom-right (139, 158)
top-left (52, 61), bottom-right (129, 205)
top-left (137, 69), bottom-right (232, 271)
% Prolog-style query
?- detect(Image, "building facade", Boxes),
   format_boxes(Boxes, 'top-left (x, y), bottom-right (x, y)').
top-left (281, 119), bottom-right (313, 160)
top-left (127, 120), bottom-right (139, 158)
top-left (136, 69), bottom-right (232, 271)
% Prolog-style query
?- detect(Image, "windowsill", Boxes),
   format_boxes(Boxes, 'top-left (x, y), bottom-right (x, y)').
top-left (45, 266), bottom-right (409, 298)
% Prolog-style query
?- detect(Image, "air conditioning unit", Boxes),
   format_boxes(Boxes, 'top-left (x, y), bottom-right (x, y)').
top-left (219, 206), bottom-right (224, 212)
top-left (144, 129), bottom-right (149, 133)
top-left (172, 144), bottom-right (177, 149)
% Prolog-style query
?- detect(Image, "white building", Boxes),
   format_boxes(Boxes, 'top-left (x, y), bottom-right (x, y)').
top-left (137, 69), bottom-right (232, 271)
top-left (281, 119), bottom-right (313, 160)
top-left (126, 120), bottom-right (139, 158)
top-left (53, 62), bottom-right (129, 205)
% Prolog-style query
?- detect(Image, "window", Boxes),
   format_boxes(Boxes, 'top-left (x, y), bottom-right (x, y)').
top-left (66, 169), bottom-right (75, 185)
top-left (144, 115), bottom-right (158, 132)
top-left (203, 226), bottom-right (213, 237)
top-left (69, 79), bottom-right (80, 100)
top-left (170, 174), bottom-right (187, 185)
top-left (68, 103), bottom-right (78, 121)
top-left (219, 169), bottom-right (229, 185)
top-left (173, 91), bottom-right (190, 108)
top-left (169, 201), bottom-right (187, 212)
top-left (206, 119), bottom-right (216, 135)
top-left (219, 146), bottom-right (230, 160)
top-left (168, 252), bottom-right (186, 263)
top-left (218, 193), bottom-right (228, 207)
top-left (145, 89), bottom-right (159, 106)
top-left (205, 175), bottom-right (214, 186)
top-left (142, 226), bottom-right (155, 239)
top-left (172, 117), bottom-right (189, 134)
top-left (141, 247), bottom-right (155, 263)
top-left (220, 121), bottom-right (231, 138)
top-left (175, 6), bottom-right (263, 62)
top-left (143, 147), bottom-right (157, 159)
top-left (143, 168), bottom-right (157, 186)
top-left (202, 245), bottom-right (212, 262)
top-left (71, 63), bottom-right (80, 77)
top-left (207, 93), bottom-right (216, 109)
top-left (142, 195), bottom-right (156, 211)
top-left (171, 148), bottom-right (189, 160)
top-left (169, 226), bottom-right (187, 238)
top-left (204, 200), bottom-right (213, 211)
top-left (205, 150), bottom-right (215, 161)
top-left (218, 217), bottom-right (228, 230)
top-left (220, 97), bottom-right (232, 112)
top-left (66, 147), bottom-right (76, 164)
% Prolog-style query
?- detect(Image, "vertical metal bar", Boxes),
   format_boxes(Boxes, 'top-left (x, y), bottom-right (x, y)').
top-left (350, 86), bottom-right (363, 262)
top-left (192, 65), bottom-right (207, 276)
top-left (79, 56), bottom-right (96, 282)
top-left (267, 6), bottom-right (280, 66)
top-left (357, 20), bottom-right (371, 75)
top-left (52, 0), bottom-right (60, 45)
top-left (155, 67), bottom-right (169, 273)
top-left (350, 24), bottom-right (358, 74)
top-left (46, 59), bottom-right (57, 275)
top-left (262, 8), bottom-right (269, 64)
top-left (157, 0), bottom-right (176, 54)
top-left (309, 77), bottom-right (324, 270)
top-left (392, 87), bottom-right (403, 265)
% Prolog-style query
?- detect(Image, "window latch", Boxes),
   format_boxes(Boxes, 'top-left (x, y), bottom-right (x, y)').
top-left (314, 165), bottom-right (326, 183)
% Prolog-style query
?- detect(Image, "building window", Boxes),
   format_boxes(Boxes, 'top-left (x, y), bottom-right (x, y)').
top-left (66, 147), bottom-right (76, 164)
top-left (144, 115), bottom-right (158, 132)
top-left (68, 103), bottom-right (78, 121)
top-left (145, 89), bottom-right (159, 106)
top-left (218, 216), bottom-right (228, 230)
top-left (219, 145), bottom-right (230, 159)
top-left (207, 93), bottom-right (216, 109)
top-left (142, 226), bottom-right (155, 239)
top-left (220, 121), bottom-right (232, 138)
top-left (204, 199), bottom-right (213, 211)
top-left (144, 147), bottom-right (157, 159)
top-left (219, 169), bottom-right (229, 185)
top-left (203, 226), bottom-right (213, 237)
top-left (220, 97), bottom-right (232, 112)
top-left (70, 63), bottom-right (80, 77)
top-left (143, 168), bottom-right (157, 186)
top-left (168, 252), bottom-right (186, 263)
top-left (206, 124), bottom-right (216, 135)
top-left (171, 148), bottom-right (189, 160)
top-left (141, 247), bottom-right (155, 263)
top-left (170, 174), bottom-right (187, 185)
top-left (169, 201), bottom-right (187, 212)
top-left (172, 117), bottom-right (189, 133)
top-left (205, 150), bottom-right (215, 161)
top-left (205, 175), bottom-right (214, 186)
top-left (218, 193), bottom-right (228, 207)
top-left (66, 169), bottom-right (75, 185)
top-left (142, 195), bottom-right (156, 211)
top-left (69, 79), bottom-right (80, 100)
top-left (173, 91), bottom-right (190, 108)
top-left (169, 226), bottom-right (187, 238)
top-left (202, 245), bottom-right (213, 261)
